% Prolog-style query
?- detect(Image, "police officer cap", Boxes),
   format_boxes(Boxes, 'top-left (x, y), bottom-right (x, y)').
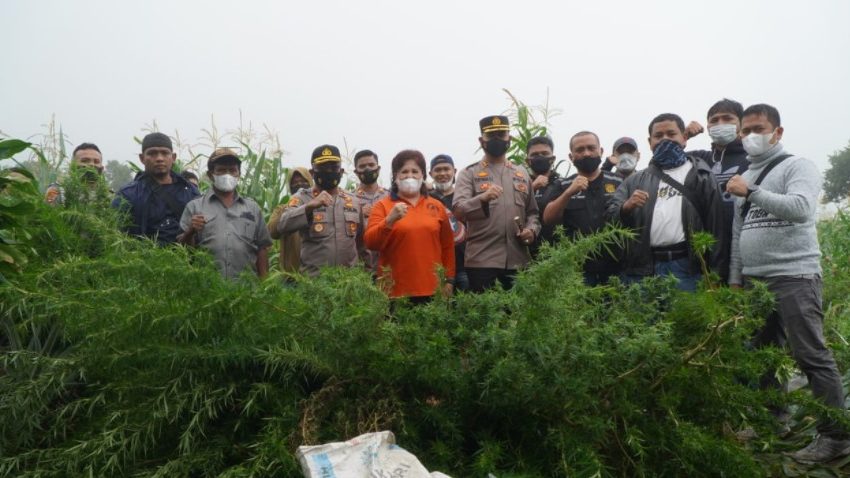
top-left (311, 144), bottom-right (342, 165)
top-left (480, 115), bottom-right (511, 134)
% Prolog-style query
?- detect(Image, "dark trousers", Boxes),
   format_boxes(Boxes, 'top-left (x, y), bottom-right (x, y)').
top-left (583, 270), bottom-right (618, 287)
top-left (466, 267), bottom-right (517, 293)
top-left (750, 275), bottom-right (846, 437)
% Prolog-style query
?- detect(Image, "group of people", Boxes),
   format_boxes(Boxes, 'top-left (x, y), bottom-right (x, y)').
top-left (44, 99), bottom-right (848, 463)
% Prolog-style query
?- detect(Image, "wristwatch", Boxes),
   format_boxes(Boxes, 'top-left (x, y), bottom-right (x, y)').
top-left (745, 184), bottom-right (759, 201)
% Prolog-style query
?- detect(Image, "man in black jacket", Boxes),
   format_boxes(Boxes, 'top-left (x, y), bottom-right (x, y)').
top-left (525, 136), bottom-right (561, 256)
top-left (685, 99), bottom-right (749, 283)
top-left (544, 131), bottom-right (623, 285)
top-left (606, 113), bottom-right (725, 291)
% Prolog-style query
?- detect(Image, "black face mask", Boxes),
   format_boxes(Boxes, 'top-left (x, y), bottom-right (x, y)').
top-left (573, 156), bottom-right (601, 174)
top-left (528, 156), bottom-right (553, 175)
top-left (357, 168), bottom-right (379, 185)
top-left (80, 167), bottom-right (102, 182)
top-left (483, 138), bottom-right (510, 157)
top-left (313, 170), bottom-right (342, 190)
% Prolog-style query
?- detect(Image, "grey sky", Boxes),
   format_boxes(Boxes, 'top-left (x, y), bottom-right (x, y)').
top-left (2, 0), bottom-right (849, 185)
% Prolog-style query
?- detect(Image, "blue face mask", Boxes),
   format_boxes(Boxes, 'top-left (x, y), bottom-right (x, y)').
top-left (651, 139), bottom-right (687, 169)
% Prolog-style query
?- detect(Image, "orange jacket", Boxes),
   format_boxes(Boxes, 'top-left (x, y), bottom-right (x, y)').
top-left (365, 193), bottom-right (455, 298)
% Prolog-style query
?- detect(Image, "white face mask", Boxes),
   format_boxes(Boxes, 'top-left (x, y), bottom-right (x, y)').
top-left (213, 173), bottom-right (239, 192)
top-left (433, 180), bottom-right (453, 192)
top-left (742, 131), bottom-right (777, 157)
top-left (708, 123), bottom-right (739, 146)
top-left (616, 153), bottom-right (637, 173)
top-left (397, 177), bottom-right (422, 195)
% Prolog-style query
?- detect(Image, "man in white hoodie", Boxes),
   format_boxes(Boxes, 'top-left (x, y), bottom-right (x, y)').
top-left (727, 103), bottom-right (848, 464)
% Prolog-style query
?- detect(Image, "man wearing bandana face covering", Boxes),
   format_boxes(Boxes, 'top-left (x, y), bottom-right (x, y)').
top-left (277, 144), bottom-right (365, 276)
top-left (544, 131), bottom-right (623, 285)
top-left (606, 113), bottom-right (724, 291)
top-left (353, 149), bottom-right (389, 272)
top-left (453, 115), bottom-right (541, 292)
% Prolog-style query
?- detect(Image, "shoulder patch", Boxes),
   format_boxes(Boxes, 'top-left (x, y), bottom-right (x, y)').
top-left (288, 196), bottom-right (302, 207)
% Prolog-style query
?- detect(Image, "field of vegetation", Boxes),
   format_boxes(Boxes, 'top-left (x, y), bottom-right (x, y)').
top-left (2, 128), bottom-right (850, 477)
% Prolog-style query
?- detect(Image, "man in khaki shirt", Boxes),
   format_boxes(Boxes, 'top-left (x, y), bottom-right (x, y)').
top-left (453, 115), bottom-right (541, 291)
top-left (352, 149), bottom-right (389, 273)
top-left (276, 144), bottom-right (364, 276)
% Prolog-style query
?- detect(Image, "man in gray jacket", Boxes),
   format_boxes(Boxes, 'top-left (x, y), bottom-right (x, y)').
top-left (606, 113), bottom-right (725, 291)
top-left (728, 103), bottom-right (849, 463)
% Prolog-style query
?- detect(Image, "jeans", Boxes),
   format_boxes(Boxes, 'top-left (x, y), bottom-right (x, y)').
top-left (622, 257), bottom-right (700, 292)
top-left (654, 257), bottom-right (700, 292)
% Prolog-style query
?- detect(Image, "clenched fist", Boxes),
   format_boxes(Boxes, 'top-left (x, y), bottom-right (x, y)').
top-left (479, 184), bottom-right (504, 203)
top-left (532, 174), bottom-right (549, 191)
top-left (622, 189), bottom-right (649, 213)
top-left (306, 190), bottom-right (334, 212)
top-left (566, 176), bottom-right (589, 196)
top-left (386, 202), bottom-right (409, 226)
top-left (725, 175), bottom-right (749, 198)
top-left (685, 120), bottom-right (704, 139)
top-left (189, 214), bottom-right (207, 233)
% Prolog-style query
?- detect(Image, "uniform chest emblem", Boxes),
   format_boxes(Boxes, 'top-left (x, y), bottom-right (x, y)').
top-left (313, 223), bottom-right (325, 233)
top-left (314, 213), bottom-right (325, 222)
top-left (477, 171), bottom-right (489, 177)
top-left (605, 183), bottom-right (616, 194)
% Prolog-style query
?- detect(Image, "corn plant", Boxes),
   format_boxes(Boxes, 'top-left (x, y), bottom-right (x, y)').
top-left (503, 88), bottom-right (570, 174)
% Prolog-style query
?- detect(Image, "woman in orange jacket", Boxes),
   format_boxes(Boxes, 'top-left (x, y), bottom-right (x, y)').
top-left (364, 150), bottom-right (455, 301)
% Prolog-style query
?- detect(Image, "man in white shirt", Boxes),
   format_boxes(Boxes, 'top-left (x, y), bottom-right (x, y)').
top-left (606, 113), bottom-right (726, 291)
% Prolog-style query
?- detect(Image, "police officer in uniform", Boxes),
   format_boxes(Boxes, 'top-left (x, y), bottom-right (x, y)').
top-left (277, 145), bottom-right (364, 276)
top-left (352, 149), bottom-right (389, 273)
top-left (543, 131), bottom-right (623, 285)
top-left (453, 115), bottom-right (541, 292)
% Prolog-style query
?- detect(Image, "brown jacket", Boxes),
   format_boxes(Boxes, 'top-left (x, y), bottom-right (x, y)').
top-left (453, 159), bottom-right (541, 270)
top-left (268, 167), bottom-right (314, 273)
top-left (276, 187), bottom-right (364, 276)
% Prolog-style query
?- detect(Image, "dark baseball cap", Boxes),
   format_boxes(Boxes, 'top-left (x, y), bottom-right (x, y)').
top-left (430, 154), bottom-right (454, 170)
top-left (612, 137), bottom-right (638, 153)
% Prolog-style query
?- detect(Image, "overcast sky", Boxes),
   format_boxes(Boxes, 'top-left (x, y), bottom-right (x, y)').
top-left (3, 0), bottom-right (849, 184)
